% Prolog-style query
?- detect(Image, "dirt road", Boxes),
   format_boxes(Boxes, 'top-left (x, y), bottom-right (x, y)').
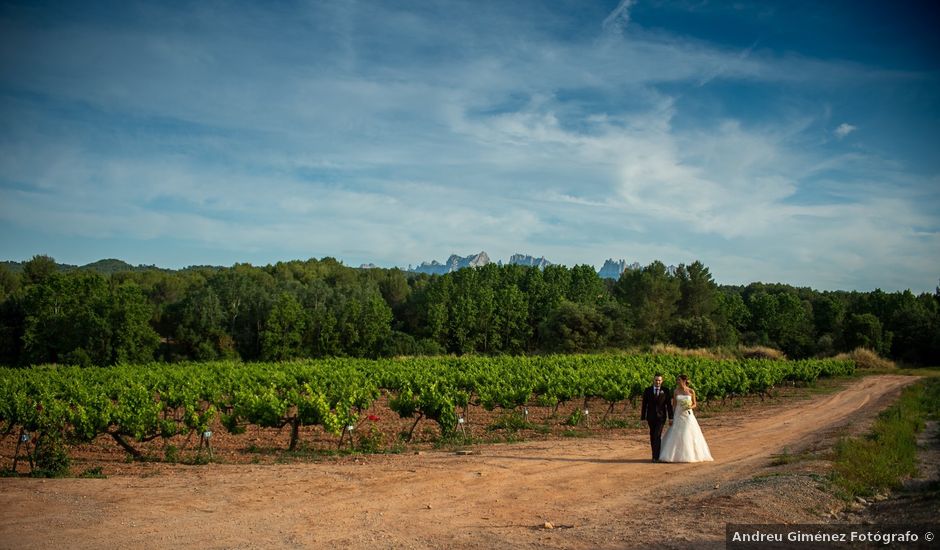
top-left (0, 375), bottom-right (916, 549)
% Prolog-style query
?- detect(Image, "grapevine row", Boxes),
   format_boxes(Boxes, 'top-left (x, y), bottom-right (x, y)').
top-left (0, 354), bottom-right (854, 461)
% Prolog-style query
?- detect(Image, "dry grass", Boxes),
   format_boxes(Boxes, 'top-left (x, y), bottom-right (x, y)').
top-left (646, 344), bottom-right (789, 361)
top-left (835, 347), bottom-right (896, 370)
top-left (647, 343), bottom-right (732, 360)
top-left (738, 345), bottom-right (788, 360)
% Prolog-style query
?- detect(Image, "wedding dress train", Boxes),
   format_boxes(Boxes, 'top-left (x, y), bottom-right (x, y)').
top-left (658, 394), bottom-right (713, 463)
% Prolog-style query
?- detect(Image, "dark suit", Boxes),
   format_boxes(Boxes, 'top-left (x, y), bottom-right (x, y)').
top-left (640, 385), bottom-right (674, 461)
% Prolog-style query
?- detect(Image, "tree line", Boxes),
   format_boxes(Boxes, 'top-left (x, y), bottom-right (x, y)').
top-left (0, 254), bottom-right (937, 366)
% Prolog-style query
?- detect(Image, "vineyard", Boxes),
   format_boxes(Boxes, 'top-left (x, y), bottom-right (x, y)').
top-left (0, 354), bottom-right (854, 472)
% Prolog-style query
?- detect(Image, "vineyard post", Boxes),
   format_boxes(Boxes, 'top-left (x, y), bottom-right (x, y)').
top-left (11, 428), bottom-right (29, 473)
top-left (199, 430), bottom-right (214, 459)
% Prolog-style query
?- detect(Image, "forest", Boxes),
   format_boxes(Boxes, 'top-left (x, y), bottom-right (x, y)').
top-left (0, 254), bottom-right (937, 367)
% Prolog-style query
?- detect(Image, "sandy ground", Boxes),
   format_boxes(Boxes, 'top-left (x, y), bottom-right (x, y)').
top-left (0, 374), bottom-right (919, 549)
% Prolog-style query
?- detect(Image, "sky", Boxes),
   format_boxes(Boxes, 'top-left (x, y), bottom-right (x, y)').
top-left (1, 0), bottom-right (938, 292)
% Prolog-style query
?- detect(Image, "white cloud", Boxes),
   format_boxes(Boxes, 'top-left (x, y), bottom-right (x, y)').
top-left (834, 123), bottom-right (857, 139)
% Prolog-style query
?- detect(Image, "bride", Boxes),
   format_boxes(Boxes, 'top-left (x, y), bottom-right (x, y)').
top-left (658, 374), bottom-right (713, 463)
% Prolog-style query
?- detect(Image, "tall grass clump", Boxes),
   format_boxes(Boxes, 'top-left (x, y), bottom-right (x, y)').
top-left (834, 347), bottom-right (896, 370)
top-left (831, 378), bottom-right (939, 499)
top-left (647, 343), bottom-right (793, 361)
top-left (738, 346), bottom-right (787, 361)
top-left (647, 344), bottom-right (731, 361)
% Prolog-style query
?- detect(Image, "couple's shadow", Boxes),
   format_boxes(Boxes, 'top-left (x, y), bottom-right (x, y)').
top-left (487, 455), bottom-right (651, 464)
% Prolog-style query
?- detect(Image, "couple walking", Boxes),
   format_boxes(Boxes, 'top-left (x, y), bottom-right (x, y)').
top-left (640, 373), bottom-right (713, 463)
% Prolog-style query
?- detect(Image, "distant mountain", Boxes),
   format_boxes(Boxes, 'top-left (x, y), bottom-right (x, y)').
top-left (2, 253), bottom-right (677, 280)
top-left (79, 259), bottom-right (170, 275)
top-left (410, 251), bottom-right (491, 275)
top-left (598, 259), bottom-right (641, 280)
top-left (1, 261), bottom-right (25, 274)
top-left (2, 258), bottom-right (176, 275)
top-left (508, 254), bottom-right (551, 269)
top-left (596, 259), bottom-right (679, 279)
top-left (408, 252), bottom-right (667, 278)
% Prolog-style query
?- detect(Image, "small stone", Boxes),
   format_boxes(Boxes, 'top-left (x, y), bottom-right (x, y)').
top-left (713, 483), bottom-right (720, 489)
top-left (855, 497), bottom-right (868, 505)
top-left (455, 450), bottom-right (474, 455)
top-left (543, 522), bottom-right (554, 530)
top-left (426, 504), bottom-right (432, 509)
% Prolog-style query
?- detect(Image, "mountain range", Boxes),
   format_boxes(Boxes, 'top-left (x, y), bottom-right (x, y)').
top-left (4, 253), bottom-right (664, 280)
top-left (407, 252), bottom-right (656, 279)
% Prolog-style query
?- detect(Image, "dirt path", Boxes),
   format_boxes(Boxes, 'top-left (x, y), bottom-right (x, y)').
top-left (0, 375), bottom-right (916, 549)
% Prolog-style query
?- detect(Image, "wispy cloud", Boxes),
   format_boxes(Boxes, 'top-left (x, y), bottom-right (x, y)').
top-left (602, 0), bottom-right (636, 34)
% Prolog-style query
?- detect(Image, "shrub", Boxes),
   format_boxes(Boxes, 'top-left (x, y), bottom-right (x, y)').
top-left (31, 431), bottom-right (70, 478)
top-left (670, 316), bottom-right (718, 348)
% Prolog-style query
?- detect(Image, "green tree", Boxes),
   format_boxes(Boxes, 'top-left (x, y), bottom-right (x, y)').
top-left (844, 313), bottom-right (891, 356)
top-left (0, 264), bottom-right (19, 302)
top-left (614, 261), bottom-right (680, 344)
top-left (670, 316), bottom-right (718, 348)
top-left (109, 281), bottom-right (160, 364)
top-left (539, 300), bottom-right (611, 352)
top-left (568, 264), bottom-right (606, 306)
top-left (745, 290), bottom-right (815, 357)
top-left (261, 292), bottom-right (307, 360)
top-left (714, 290), bottom-right (749, 345)
top-left (493, 284), bottom-right (530, 354)
top-left (812, 294), bottom-right (845, 346)
top-left (22, 254), bottom-right (59, 286)
top-left (885, 291), bottom-right (934, 363)
top-left (301, 279), bottom-right (341, 357)
top-left (210, 265), bottom-right (276, 360)
top-left (172, 286), bottom-right (237, 360)
top-left (676, 261), bottom-right (717, 318)
top-left (20, 272), bottom-right (156, 365)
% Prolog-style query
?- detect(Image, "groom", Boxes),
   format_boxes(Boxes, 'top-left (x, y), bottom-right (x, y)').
top-left (640, 373), bottom-right (674, 462)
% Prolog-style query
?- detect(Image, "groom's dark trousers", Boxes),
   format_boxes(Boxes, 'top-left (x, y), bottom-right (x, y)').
top-left (641, 386), bottom-right (673, 461)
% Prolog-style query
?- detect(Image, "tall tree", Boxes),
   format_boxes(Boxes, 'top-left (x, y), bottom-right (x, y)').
top-left (109, 281), bottom-right (160, 364)
top-left (22, 254), bottom-right (58, 286)
top-left (676, 261), bottom-right (718, 318)
top-left (614, 261), bottom-right (680, 344)
top-left (261, 292), bottom-right (306, 360)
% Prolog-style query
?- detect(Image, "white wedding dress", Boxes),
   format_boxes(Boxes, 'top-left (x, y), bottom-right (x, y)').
top-left (658, 395), bottom-right (713, 463)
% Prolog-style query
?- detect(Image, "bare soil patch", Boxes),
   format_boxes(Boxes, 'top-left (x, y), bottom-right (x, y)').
top-left (0, 375), bottom-right (920, 549)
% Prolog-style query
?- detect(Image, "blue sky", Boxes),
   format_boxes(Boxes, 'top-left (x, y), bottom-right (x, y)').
top-left (1, 0), bottom-right (938, 292)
